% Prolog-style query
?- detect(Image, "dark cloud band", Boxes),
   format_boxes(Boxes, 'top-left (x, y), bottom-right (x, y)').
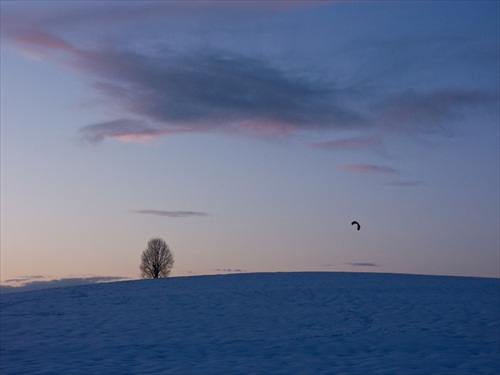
top-left (340, 163), bottom-right (398, 174)
top-left (0, 276), bottom-right (128, 294)
top-left (130, 210), bottom-right (208, 218)
top-left (347, 263), bottom-right (380, 267)
top-left (3, 7), bottom-right (497, 145)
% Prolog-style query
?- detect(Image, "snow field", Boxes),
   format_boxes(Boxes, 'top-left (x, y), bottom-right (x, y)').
top-left (1, 272), bottom-right (499, 374)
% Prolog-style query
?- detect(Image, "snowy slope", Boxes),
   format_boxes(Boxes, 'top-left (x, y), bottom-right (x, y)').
top-left (1, 272), bottom-right (499, 374)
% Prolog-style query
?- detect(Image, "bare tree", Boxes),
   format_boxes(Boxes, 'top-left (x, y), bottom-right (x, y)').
top-left (140, 238), bottom-right (174, 278)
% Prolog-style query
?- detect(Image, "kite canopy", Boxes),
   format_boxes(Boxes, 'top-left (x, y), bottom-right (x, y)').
top-left (351, 221), bottom-right (360, 231)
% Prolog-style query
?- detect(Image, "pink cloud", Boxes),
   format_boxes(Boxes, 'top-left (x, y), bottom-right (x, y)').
top-left (339, 163), bottom-right (398, 174)
top-left (6, 28), bottom-right (77, 52)
top-left (79, 119), bottom-right (197, 143)
top-left (3, 28), bottom-right (83, 64)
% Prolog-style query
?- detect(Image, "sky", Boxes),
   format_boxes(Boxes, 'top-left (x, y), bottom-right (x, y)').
top-left (1, 1), bottom-right (499, 290)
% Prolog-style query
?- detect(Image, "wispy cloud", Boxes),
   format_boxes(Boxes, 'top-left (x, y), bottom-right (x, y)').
top-left (347, 263), bottom-right (380, 267)
top-left (0, 276), bottom-right (128, 294)
top-left (80, 119), bottom-right (193, 143)
top-left (2, 3), bottom-right (497, 145)
top-left (339, 163), bottom-right (398, 174)
top-left (4, 28), bottom-right (365, 142)
top-left (81, 48), bottom-right (364, 138)
top-left (5, 28), bottom-right (79, 55)
top-left (215, 268), bottom-right (246, 273)
top-left (130, 210), bottom-right (209, 218)
top-left (1, 1), bottom-right (333, 32)
top-left (311, 136), bottom-right (381, 151)
top-left (385, 180), bottom-right (425, 187)
top-left (4, 275), bottom-right (45, 284)
top-left (375, 89), bottom-right (497, 134)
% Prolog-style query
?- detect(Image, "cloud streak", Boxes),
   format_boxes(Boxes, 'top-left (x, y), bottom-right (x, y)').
top-left (4, 275), bottom-right (45, 284)
top-left (375, 89), bottom-right (497, 134)
top-left (215, 268), bottom-right (246, 273)
top-left (347, 263), bottom-right (380, 267)
top-left (311, 136), bottom-right (381, 151)
top-left (130, 210), bottom-right (209, 218)
top-left (385, 180), bottom-right (425, 187)
top-left (80, 119), bottom-right (193, 143)
top-left (339, 163), bottom-right (398, 174)
top-left (0, 276), bottom-right (128, 294)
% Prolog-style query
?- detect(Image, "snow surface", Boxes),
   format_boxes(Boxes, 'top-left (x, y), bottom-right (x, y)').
top-left (1, 272), bottom-right (499, 374)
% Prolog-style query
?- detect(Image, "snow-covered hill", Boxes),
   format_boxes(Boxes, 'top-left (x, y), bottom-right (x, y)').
top-left (1, 272), bottom-right (499, 374)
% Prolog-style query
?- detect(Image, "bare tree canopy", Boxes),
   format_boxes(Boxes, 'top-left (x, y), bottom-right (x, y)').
top-left (140, 238), bottom-right (174, 278)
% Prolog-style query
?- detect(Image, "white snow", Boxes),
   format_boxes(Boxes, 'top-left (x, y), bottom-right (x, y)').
top-left (1, 272), bottom-right (499, 374)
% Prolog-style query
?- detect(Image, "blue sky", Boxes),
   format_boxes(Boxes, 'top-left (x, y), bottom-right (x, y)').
top-left (1, 1), bottom-right (499, 289)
